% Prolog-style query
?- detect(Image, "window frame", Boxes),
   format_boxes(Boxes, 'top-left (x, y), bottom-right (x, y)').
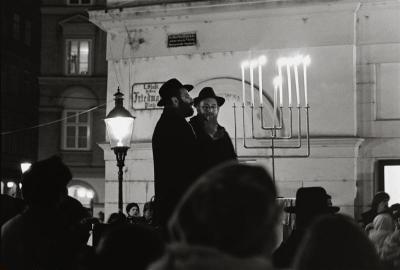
top-left (61, 109), bottom-right (92, 151)
top-left (65, 38), bottom-right (93, 76)
top-left (66, 0), bottom-right (93, 6)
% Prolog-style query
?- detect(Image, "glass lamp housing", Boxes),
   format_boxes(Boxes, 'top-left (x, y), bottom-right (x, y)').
top-left (104, 88), bottom-right (135, 149)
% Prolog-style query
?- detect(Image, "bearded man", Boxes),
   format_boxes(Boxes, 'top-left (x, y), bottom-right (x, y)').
top-left (189, 87), bottom-right (237, 175)
top-left (152, 78), bottom-right (200, 234)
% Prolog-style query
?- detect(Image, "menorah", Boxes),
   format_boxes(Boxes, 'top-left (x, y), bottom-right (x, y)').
top-left (233, 54), bottom-right (311, 181)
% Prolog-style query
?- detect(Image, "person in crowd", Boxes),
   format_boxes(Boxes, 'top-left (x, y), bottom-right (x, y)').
top-left (189, 87), bottom-right (237, 174)
top-left (1, 156), bottom-right (91, 270)
top-left (143, 198), bottom-right (155, 226)
top-left (361, 191), bottom-right (390, 228)
top-left (273, 186), bottom-right (340, 269)
top-left (149, 162), bottom-right (280, 270)
top-left (152, 78), bottom-right (200, 235)
top-left (293, 214), bottom-right (383, 270)
top-left (107, 212), bottom-right (127, 226)
top-left (93, 223), bottom-right (165, 270)
top-left (98, 211), bottom-right (105, 223)
top-left (368, 213), bottom-right (399, 269)
top-left (126, 202), bottom-right (145, 224)
top-left (389, 203), bottom-right (400, 229)
top-left (0, 194), bottom-right (26, 229)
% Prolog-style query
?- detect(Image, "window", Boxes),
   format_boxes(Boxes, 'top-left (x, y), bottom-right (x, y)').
top-left (24, 20), bottom-right (31, 46)
top-left (62, 110), bottom-right (91, 150)
top-left (66, 39), bottom-right (91, 75)
top-left (378, 160), bottom-right (400, 206)
top-left (13, 14), bottom-right (20, 40)
top-left (67, 0), bottom-right (92, 5)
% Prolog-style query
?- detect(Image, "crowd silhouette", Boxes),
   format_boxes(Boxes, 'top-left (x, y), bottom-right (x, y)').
top-left (1, 155), bottom-right (399, 270)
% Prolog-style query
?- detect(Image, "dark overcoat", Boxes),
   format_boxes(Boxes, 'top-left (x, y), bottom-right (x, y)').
top-left (189, 115), bottom-right (237, 175)
top-left (152, 108), bottom-right (200, 229)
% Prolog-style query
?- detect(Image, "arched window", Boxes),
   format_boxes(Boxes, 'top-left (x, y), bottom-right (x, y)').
top-left (67, 181), bottom-right (96, 209)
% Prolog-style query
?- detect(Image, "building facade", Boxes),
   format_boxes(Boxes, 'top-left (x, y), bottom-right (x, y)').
top-left (89, 0), bottom-right (400, 220)
top-left (1, 0), bottom-right (41, 194)
top-left (39, 0), bottom-right (108, 216)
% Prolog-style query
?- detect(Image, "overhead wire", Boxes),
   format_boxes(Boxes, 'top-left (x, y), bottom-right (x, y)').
top-left (1, 102), bottom-right (109, 136)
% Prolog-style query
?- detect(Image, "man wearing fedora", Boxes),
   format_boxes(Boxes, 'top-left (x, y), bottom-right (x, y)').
top-left (189, 87), bottom-right (236, 175)
top-left (152, 78), bottom-right (200, 235)
top-left (273, 186), bottom-right (340, 269)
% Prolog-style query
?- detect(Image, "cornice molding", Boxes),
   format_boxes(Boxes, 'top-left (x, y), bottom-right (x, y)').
top-left (89, 0), bottom-right (361, 32)
top-left (39, 76), bottom-right (107, 84)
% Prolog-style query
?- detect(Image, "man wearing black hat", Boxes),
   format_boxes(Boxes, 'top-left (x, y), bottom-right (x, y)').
top-left (152, 78), bottom-right (200, 235)
top-left (273, 186), bottom-right (340, 269)
top-left (189, 87), bottom-right (237, 175)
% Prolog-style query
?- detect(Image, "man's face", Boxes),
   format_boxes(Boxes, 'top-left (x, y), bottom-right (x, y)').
top-left (128, 206), bottom-right (140, 217)
top-left (377, 200), bottom-right (389, 213)
top-left (197, 98), bottom-right (219, 121)
top-left (177, 88), bottom-right (194, 117)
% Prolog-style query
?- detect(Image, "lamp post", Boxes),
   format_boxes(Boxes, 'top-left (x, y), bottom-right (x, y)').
top-left (104, 87), bottom-right (135, 213)
top-left (18, 161), bottom-right (32, 197)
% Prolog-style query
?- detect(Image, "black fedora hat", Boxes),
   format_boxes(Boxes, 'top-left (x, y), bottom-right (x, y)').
top-left (157, 78), bottom-right (194, 106)
top-left (284, 187), bottom-right (340, 214)
top-left (193, 87), bottom-right (225, 107)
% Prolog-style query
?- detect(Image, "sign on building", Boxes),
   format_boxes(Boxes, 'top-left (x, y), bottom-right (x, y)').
top-left (131, 82), bottom-right (164, 110)
top-left (167, 32), bottom-right (197, 47)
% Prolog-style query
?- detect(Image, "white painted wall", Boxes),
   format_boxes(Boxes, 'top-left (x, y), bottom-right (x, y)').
top-left (89, 0), bottom-right (400, 219)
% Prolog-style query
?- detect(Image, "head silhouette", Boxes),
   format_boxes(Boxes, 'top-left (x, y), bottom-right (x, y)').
top-left (22, 155), bottom-right (72, 207)
top-left (169, 161), bottom-right (280, 258)
top-left (294, 214), bottom-right (382, 270)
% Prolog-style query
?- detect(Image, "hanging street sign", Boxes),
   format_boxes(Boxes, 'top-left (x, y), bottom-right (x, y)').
top-left (167, 32), bottom-right (197, 48)
top-left (131, 82), bottom-right (164, 110)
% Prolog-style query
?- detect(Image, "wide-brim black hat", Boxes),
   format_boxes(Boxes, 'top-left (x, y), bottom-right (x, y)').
top-left (193, 87), bottom-right (225, 107)
top-left (157, 78), bottom-right (194, 106)
top-left (284, 187), bottom-right (340, 214)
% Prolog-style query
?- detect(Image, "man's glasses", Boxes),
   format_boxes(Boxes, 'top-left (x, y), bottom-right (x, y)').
top-left (201, 105), bottom-right (218, 111)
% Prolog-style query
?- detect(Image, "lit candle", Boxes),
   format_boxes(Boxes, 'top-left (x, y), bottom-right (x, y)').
top-left (250, 60), bottom-right (255, 106)
top-left (258, 56), bottom-right (267, 105)
top-left (303, 55), bottom-right (310, 106)
top-left (273, 76), bottom-right (280, 124)
top-left (241, 64), bottom-right (246, 105)
top-left (277, 58), bottom-right (285, 107)
top-left (286, 60), bottom-right (292, 107)
top-left (293, 56), bottom-right (301, 107)
top-left (258, 63), bottom-right (263, 104)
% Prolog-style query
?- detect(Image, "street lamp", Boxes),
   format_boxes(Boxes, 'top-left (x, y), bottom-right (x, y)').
top-left (21, 162), bottom-right (32, 174)
top-left (104, 87), bottom-right (135, 213)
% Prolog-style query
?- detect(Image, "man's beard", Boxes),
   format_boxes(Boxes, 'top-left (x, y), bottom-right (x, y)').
top-left (203, 113), bottom-right (217, 123)
top-left (179, 100), bottom-right (194, 117)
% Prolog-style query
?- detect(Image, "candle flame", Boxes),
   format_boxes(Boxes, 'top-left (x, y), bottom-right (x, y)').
top-left (250, 59), bottom-right (258, 67)
top-left (258, 55), bottom-right (267, 65)
top-left (277, 57), bottom-right (287, 67)
top-left (293, 55), bottom-right (303, 66)
top-left (303, 55), bottom-right (311, 65)
top-left (241, 61), bottom-right (250, 69)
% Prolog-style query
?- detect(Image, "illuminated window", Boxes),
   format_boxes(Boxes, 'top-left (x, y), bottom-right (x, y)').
top-left (68, 184), bottom-right (95, 208)
top-left (62, 110), bottom-right (91, 150)
top-left (66, 39), bottom-right (91, 75)
top-left (67, 0), bottom-right (92, 5)
top-left (378, 160), bottom-right (400, 206)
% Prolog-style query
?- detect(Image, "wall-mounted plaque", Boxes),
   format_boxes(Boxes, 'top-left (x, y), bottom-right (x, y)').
top-left (131, 82), bottom-right (164, 110)
top-left (167, 32), bottom-right (197, 48)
